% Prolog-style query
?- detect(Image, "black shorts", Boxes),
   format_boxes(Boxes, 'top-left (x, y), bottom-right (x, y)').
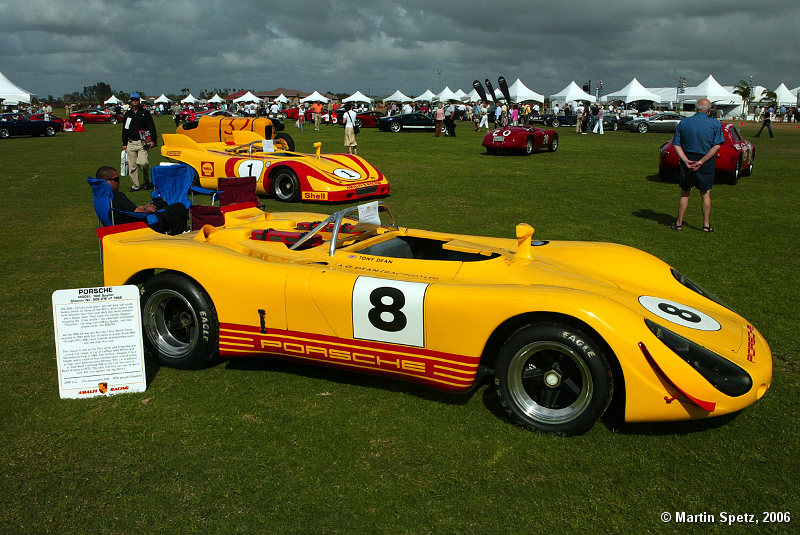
top-left (679, 152), bottom-right (714, 192)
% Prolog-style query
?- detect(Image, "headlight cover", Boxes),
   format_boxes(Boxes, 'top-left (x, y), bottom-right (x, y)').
top-left (645, 319), bottom-right (752, 397)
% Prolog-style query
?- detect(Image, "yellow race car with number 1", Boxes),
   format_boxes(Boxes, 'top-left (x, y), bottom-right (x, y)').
top-left (99, 201), bottom-right (772, 435)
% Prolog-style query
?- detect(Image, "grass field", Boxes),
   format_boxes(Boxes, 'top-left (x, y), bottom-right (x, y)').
top-left (1, 116), bottom-right (798, 534)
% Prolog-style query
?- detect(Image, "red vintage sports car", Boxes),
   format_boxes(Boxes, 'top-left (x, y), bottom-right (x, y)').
top-left (659, 122), bottom-right (754, 185)
top-left (69, 109), bottom-right (123, 124)
top-left (482, 125), bottom-right (558, 155)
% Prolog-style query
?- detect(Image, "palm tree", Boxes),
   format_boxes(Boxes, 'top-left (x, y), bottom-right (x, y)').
top-left (733, 80), bottom-right (752, 118)
top-left (760, 89), bottom-right (777, 110)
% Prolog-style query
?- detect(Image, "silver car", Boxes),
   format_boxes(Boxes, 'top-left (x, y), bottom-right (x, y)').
top-left (628, 112), bottom-right (683, 133)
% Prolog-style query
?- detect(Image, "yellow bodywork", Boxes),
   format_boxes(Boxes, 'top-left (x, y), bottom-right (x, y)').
top-left (176, 115), bottom-right (282, 144)
top-left (100, 205), bottom-right (772, 423)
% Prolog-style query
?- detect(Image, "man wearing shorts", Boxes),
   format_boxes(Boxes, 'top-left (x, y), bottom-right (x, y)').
top-left (670, 98), bottom-right (724, 232)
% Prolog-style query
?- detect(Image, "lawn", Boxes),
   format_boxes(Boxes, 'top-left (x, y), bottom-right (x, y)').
top-left (1, 116), bottom-right (798, 534)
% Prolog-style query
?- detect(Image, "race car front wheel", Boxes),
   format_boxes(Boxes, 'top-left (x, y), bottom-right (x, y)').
top-left (0, 128), bottom-right (9, 139)
top-left (141, 272), bottom-right (219, 369)
top-left (272, 168), bottom-right (300, 202)
top-left (274, 132), bottom-right (295, 151)
top-left (495, 323), bottom-right (613, 435)
top-left (389, 121), bottom-right (402, 132)
top-left (548, 135), bottom-right (558, 152)
top-left (109, 117), bottom-right (118, 124)
top-left (45, 126), bottom-right (56, 137)
top-left (525, 138), bottom-right (534, 155)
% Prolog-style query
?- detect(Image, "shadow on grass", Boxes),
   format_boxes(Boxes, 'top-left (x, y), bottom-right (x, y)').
top-left (223, 355), bottom-right (476, 406)
top-left (632, 208), bottom-right (675, 227)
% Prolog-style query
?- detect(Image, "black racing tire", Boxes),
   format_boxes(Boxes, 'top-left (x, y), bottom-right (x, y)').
top-left (551, 118), bottom-right (560, 127)
top-left (486, 146), bottom-right (497, 155)
top-left (140, 272), bottom-right (219, 369)
top-left (729, 158), bottom-right (741, 185)
top-left (355, 117), bottom-right (363, 128)
top-left (45, 126), bottom-right (56, 137)
top-left (637, 122), bottom-right (649, 133)
top-left (272, 168), bottom-right (301, 202)
top-left (274, 132), bottom-right (295, 151)
top-left (525, 137), bottom-right (534, 155)
top-left (494, 323), bottom-right (613, 435)
top-left (0, 128), bottom-right (9, 139)
top-left (611, 121), bottom-right (619, 131)
top-left (548, 134), bottom-right (558, 152)
top-left (742, 159), bottom-right (753, 177)
top-left (389, 121), bottom-right (402, 133)
top-left (109, 117), bottom-right (118, 124)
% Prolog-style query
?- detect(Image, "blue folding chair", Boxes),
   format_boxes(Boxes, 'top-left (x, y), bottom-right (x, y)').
top-left (87, 177), bottom-right (160, 228)
top-left (150, 163), bottom-right (220, 208)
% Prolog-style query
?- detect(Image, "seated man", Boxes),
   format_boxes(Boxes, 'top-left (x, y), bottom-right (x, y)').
top-left (96, 165), bottom-right (188, 235)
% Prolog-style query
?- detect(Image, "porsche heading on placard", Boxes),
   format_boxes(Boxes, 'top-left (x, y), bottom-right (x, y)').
top-left (482, 125), bottom-right (558, 155)
top-left (161, 131), bottom-right (389, 202)
top-left (99, 201), bottom-right (772, 435)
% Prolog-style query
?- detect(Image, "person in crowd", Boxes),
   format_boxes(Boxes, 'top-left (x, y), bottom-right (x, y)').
top-left (494, 103), bottom-right (502, 129)
top-left (96, 166), bottom-right (187, 235)
top-left (575, 103), bottom-right (584, 134)
top-left (669, 98), bottom-right (724, 232)
top-left (473, 101), bottom-right (482, 131)
top-left (342, 103), bottom-right (358, 155)
top-left (755, 106), bottom-right (774, 137)
top-left (121, 93), bottom-right (157, 191)
top-left (592, 104), bottom-right (604, 134)
top-left (434, 103), bottom-right (445, 137)
top-left (552, 102), bottom-right (560, 116)
top-left (510, 105), bottom-right (519, 126)
top-left (297, 103), bottom-right (306, 131)
top-left (311, 101), bottom-right (324, 130)
top-left (478, 101), bottom-right (489, 131)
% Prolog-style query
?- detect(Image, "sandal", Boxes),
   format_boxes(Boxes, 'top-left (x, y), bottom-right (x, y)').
top-left (702, 225), bottom-right (715, 232)
top-left (669, 223), bottom-right (683, 231)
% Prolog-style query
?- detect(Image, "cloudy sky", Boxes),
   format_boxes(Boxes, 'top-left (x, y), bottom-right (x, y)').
top-left (1, 0), bottom-right (798, 100)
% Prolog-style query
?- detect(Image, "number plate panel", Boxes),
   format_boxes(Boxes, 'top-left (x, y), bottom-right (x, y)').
top-left (352, 277), bottom-right (428, 347)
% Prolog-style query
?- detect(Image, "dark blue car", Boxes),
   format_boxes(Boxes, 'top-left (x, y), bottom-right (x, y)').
top-left (377, 112), bottom-right (438, 133)
top-left (0, 113), bottom-right (62, 138)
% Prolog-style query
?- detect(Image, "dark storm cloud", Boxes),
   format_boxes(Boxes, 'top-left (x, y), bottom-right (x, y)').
top-left (1, 0), bottom-right (797, 99)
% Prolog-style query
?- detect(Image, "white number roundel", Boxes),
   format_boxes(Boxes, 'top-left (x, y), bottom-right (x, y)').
top-left (353, 277), bottom-right (427, 347)
top-left (236, 160), bottom-right (265, 178)
top-left (333, 168), bottom-right (362, 181)
top-left (639, 296), bottom-right (720, 331)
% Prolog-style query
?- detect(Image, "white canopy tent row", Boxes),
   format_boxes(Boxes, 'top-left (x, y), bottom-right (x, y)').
top-left (434, 86), bottom-right (459, 102)
top-left (300, 91), bottom-right (329, 103)
top-left (412, 89), bottom-right (436, 102)
top-left (602, 78), bottom-right (661, 104)
top-left (103, 95), bottom-right (122, 105)
top-left (181, 94), bottom-right (198, 104)
top-left (207, 94), bottom-right (224, 104)
top-left (0, 70), bottom-right (34, 105)
top-left (493, 78), bottom-right (545, 103)
top-left (342, 91), bottom-right (372, 103)
top-left (275, 93), bottom-right (290, 104)
top-left (154, 94), bottom-right (172, 104)
top-left (384, 90), bottom-right (412, 103)
top-left (772, 83), bottom-right (797, 106)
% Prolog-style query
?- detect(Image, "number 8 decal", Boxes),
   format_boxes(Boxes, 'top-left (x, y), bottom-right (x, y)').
top-left (353, 277), bottom-right (428, 347)
top-left (638, 296), bottom-right (720, 331)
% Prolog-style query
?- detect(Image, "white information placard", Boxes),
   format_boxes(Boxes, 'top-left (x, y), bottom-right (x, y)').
top-left (52, 285), bottom-right (146, 399)
top-left (357, 201), bottom-right (381, 226)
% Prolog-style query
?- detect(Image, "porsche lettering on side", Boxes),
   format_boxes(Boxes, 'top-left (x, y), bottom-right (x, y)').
top-left (161, 131), bottom-right (389, 202)
top-left (99, 202), bottom-right (772, 435)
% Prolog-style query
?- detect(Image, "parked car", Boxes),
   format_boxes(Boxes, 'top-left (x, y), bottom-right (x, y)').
top-left (69, 109), bottom-right (123, 124)
top-left (0, 113), bottom-right (62, 138)
top-left (482, 125), bottom-right (558, 155)
top-left (659, 122), bottom-right (755, 184)
top-left (536, 113), bottom-right (622, 131)
top-left (377, 112), bottom-right (438, 133)
top-left (334, 109), bottom-right (386, 128)
top-left (628, 112), bottom-right (683, 133)
top-left (29, 113), bottom-right (65, 125)
top-left (97, 200), bottom-right (773, 435)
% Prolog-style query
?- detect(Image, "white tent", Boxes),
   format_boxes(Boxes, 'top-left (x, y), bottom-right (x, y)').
top-left (550, 81), bottom-right (596, 103)
top-left (233, 91), bottom-right (262, 103)
top-left (453, 89), bottom-right (467, 101)
top-left (300, 91), bottom-right (329, 103)
top-left (181, 94), bottom-right (198, 104)
top-left (683, 75), bottom-right (739, 105)
top-left (154, 94), bottom-right (171, 103)
top-left (0, 71), bottom-right (34, 105)
top-left (207, 94), bottom-right (223, 103)
top-left (603, 78), bottom-right (661, 103)
top-left (505, 78), bottom-right (545, 103)
top-left (412, 89), bottom-right (435, 102)
top-left (104, 95), bottom-right (122, 105)
top-left (465, 88), bottom-right (484, 102)
top-left (275, 93), bottom-right (290, 103)
top-left (434, 86), bottom-right (459, 102)
top-left (343, 90), bottom-right (373, 103)
top-left (384, 90), bottom-right (411, 102)
top-left (791, 86), bottom-right (800, 99)
top-left (773, 83), bottom-right (796, 106)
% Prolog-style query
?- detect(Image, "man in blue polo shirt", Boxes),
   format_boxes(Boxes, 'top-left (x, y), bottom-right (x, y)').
top-left (669, 98), bottom-right (724, 232)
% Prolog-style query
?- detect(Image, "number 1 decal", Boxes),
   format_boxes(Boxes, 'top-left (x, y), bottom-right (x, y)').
top-left (353, 277), bottom-right (427, 347)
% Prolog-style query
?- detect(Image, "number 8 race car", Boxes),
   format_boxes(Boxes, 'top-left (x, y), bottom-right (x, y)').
top-left (98, 202), bottom-right (772, 435)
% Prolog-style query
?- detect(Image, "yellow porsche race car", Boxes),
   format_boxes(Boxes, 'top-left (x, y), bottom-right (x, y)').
top-left (161, 131), bottom-right (390, 202)
top-left (99, 202), bottom-right (772, 435)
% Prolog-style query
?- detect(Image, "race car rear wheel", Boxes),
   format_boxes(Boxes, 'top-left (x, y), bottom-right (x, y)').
top-left (0, 128), bottom-right (9, 139)
top-left (548, 134), bottom-right (558, 152)
top-left (141, 272), bottom-right (218, 369)
top-left (550, 118), bottom-right (560, 127)
top-left (637, 122), bottom-right (649, 133)
top-left (109, 117), bottom-right (118, 124)
top-left (495, 323), bottom-right (613, 435)
top-left (729, 158), bottom-right (741, 185)
top-left (611, 121), bottom-right (619, 131)
top-left (525, 138), bottom-right (534, 155)
top-left (45, 126), bottom-right (56, 137)
top-left (272, 168), bottom-right (300, 202)
top-left (389, 121), bottom-right (402, 133)
top-left (274, 132), bottom-right (295, 151)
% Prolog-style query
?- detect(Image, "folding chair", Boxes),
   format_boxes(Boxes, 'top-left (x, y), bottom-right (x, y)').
top-left (150, 163), bottom-right (220, 209)
top-left (87, 177), bottom-right (160, 228)
top-left (189, 176), bottom-right (260, 230)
